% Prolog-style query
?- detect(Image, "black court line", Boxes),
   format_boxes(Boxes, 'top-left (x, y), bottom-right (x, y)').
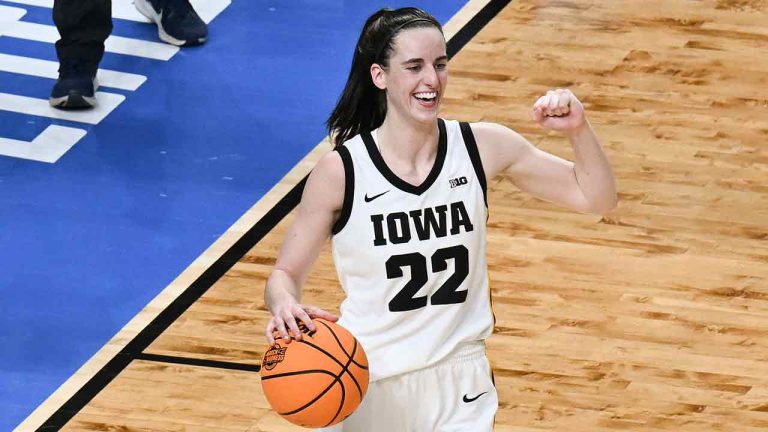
top-left (135, 353), bottom-right (262, 373)
top-left (35, 1), bottom-right (511, 430)
top-left (36, 177), bottom-right (307, 431)
top-left (446, 0), bottom-right (510, 58)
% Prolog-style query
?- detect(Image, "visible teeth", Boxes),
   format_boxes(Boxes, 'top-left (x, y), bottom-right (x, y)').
top-left (414, 92), bottom-right (437, 100)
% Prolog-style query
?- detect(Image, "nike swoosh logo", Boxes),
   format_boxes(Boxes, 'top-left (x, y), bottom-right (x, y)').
top-left (462, 392), bottom-right (488, 403)
top-left (364, 190), bottom-right (390, 202)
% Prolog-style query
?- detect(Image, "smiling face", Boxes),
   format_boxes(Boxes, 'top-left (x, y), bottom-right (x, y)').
top-left (371, 26), bottom-right (448, 126)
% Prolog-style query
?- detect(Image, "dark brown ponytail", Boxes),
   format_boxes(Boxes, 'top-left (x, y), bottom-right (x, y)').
top-left (326, 8), bottom-right (442, 147)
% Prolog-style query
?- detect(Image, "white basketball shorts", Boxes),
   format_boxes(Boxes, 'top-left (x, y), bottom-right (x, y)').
top-left (318, 341), bottom-right (497, 432)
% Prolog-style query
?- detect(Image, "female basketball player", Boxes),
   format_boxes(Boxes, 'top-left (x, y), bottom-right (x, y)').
top-left (264, 7), bottom-right (617, 431)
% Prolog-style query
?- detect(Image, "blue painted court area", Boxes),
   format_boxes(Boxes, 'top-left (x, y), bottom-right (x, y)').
top-left (0, 1), bottom-right (467, 429)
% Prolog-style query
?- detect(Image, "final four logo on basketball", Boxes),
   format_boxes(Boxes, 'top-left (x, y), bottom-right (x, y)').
top-left (263, 345), bottom-right (287, 370)
top-left (449, 176), bottom-right (468, 188)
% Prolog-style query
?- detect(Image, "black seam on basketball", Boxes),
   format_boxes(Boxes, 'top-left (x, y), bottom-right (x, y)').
top-left (297, 339), bottom-right (346, 369)
top-left (278, 349), bottom-right (357, 418)
top-left (276, 339), bottom-right (356, 417)
top-left (318, 320), bottom-right (349, 356)
top-left (339, 339), bottom-right (363, 400)
top-left (310, 324), bottom-right (366, 398)
top-left (330, 338), bottom-right (362, 402)
top-left (279, 377), bottom-right (340, 416)
top-left (317, 320), bottom-right (368, 370)
top-left (260, 369), bottom-right (337, 381)
top-left (298, 339), bottom-right (363, 398)
top-left (322, 342), bottom-right (357, 427)
top-left (325, 369), bottom-right (347, 427)
top-left (345, 340), bottom-right (363, 397)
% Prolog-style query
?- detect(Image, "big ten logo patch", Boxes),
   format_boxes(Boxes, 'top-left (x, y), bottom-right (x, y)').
top-left (449, 176), bottom-right (468, 188)
top-left (263, 345), bottom-right (288, 370)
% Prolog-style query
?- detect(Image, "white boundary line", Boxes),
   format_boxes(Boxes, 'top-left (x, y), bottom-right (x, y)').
top-left (0, 92), bottom-right (126, 125)
top-left (0, 125), bottom-right (86, 163)
top-left (0, 53), bottom-right (146, 90)
top-left (4, 20), bottom-right (178, 60)
top-left (2, 0), bottom-right (232, 24)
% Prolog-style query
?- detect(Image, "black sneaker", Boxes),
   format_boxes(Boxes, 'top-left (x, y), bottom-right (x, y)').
top-left (49, 60), bottom-right (98, 109)
top-left (134, 0), bottom-right (208, 46)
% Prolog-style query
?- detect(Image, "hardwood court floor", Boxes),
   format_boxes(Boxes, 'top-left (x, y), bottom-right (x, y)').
top-left (61, 0), bottom-right (768, 430)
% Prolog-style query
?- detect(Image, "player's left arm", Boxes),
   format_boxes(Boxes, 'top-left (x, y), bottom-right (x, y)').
top-left (473, 89), bottom-right (618, 215)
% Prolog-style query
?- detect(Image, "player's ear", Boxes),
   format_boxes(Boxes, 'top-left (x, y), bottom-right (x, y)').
top-left (371, 63), bottom-right (387, 90)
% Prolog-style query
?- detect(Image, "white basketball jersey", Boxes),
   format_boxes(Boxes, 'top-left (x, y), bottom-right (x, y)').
top-left (331, 119), bottom-right (494, 382)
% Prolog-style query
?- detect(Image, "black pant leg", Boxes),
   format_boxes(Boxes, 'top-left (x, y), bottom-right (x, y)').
top-left (53, 0), bottom-right (112, 69)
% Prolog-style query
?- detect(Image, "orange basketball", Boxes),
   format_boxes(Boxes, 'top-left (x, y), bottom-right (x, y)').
top-left (260, 318), bottom-right (369, 428)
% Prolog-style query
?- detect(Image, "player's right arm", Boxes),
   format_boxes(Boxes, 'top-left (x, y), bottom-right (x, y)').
top-left (264, 151), bottom-right (345, 344)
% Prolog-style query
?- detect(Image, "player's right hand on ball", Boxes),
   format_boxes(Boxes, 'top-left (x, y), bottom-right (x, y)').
top-left (266, 303), bottom-right (339, 344)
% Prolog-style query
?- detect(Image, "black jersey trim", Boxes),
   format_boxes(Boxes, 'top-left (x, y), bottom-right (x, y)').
top-left (332, 145), bottom-right (354, 235)
top-left (361, 118), bottom-right (447, 196)
top-left (459, 122), bottom-right (488, 207)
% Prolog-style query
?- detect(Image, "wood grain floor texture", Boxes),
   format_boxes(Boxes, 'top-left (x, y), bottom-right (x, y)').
top-left (62, 0), bottom-right (768, 430)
